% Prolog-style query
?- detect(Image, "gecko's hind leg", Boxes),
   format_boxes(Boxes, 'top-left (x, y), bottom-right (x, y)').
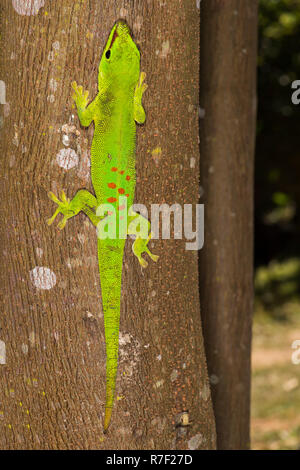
top-left (132, 233), bottom-right (159, 268)
top-left (128, 211), bottom-right (159, 268)
top-left (47, 189), bottom-right (100, 229)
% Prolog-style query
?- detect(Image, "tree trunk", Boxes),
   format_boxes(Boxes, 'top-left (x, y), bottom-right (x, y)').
top-left (0, 0), bottom-right (216, 449)
top-left (199, 0), bottom-right (257, 449)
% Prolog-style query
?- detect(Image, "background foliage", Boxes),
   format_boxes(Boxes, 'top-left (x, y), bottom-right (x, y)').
top-left (253, 0), bottom-right (300, 449)
top-left (257, 0), bottom-right (300, 276)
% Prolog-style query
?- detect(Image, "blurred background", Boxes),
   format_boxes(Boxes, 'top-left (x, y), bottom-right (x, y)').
top-left (252, 0), bottom-right (300, 450)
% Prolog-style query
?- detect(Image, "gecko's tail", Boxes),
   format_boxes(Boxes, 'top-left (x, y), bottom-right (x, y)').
top-left (103, 406), bottom-right (113, 433)
top-left (98, 239), bottom-right (124, 433)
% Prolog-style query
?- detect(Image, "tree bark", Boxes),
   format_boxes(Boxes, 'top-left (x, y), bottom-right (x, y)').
top-left (199, 0), bottom-right (257, 450)
top-left (0, 0), bottom-right (216, 449)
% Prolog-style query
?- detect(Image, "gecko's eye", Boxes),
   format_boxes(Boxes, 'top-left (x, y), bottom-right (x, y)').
top-left (106, 50), bottom-right (111, 60)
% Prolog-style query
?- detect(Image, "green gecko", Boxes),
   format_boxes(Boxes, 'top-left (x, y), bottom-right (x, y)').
top-left (47, 20), bottom-right (158, 432)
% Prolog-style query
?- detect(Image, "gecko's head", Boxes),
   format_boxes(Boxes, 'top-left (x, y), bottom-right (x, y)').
top-left (99, 20), bottom-right (140, 89)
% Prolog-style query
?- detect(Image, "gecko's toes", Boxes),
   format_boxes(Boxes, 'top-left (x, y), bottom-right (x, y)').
top-left (48, 191), bottom-right (60, 204)
top-left (57, 220), bottom-right (66, 230)
top-left (139, 257), bottom-right (148, 268)
top-left (140, 72), bottom-right (146, 84)
top-left (58, 213), bottom-right (71, 230)
top-left (60, 190), bottom-right (67, 203)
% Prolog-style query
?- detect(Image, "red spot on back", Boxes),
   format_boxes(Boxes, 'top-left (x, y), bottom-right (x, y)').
top-left (111, 167), bottom-right (118, 172)
top-left (126, 175), bottom-right (131, 181)
top-left (119, 170), bottom-right (124, 175)
top-left (125, 194), bottom-right (129, 198)
top-left (107, 197), bottom-right (117, 203)
top-left (108, 182), bottom-right (116, 189)
top-left (118, 188), bottom-right (125, 194)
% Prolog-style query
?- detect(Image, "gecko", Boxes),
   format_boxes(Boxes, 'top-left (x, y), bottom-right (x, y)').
top-left (47, 20), bottom-right (158, 433)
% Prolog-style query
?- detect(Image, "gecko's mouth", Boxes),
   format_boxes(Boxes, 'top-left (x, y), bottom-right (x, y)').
top-left (109, 29), bottom-right (119, 49)
top-left (109, 21), bottom-right (132, 50)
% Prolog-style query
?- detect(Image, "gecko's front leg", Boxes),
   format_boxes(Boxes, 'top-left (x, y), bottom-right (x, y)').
top-left (47, 189), bottom-right (100, 229)
top-left (72, 81), bottom-right (97, 127)
top-left (134, 72), bottom-right (147, 124)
